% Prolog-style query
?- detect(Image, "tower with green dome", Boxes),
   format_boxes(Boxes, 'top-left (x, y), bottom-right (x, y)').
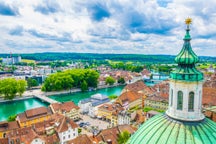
top-left (128, 19), bottom-right (216, 144)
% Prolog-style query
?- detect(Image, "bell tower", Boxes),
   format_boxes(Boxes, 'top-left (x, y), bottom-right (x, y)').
top-left (166, 18), bottom-right (204, 121)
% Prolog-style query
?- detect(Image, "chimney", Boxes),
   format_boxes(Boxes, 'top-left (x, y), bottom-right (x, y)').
top-left (107, 139), bottom-right (112, 144)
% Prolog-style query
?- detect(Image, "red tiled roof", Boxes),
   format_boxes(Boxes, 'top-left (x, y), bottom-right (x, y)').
top-left (25, 107), bottom-right (48, 118)
top-left (56, 116), bottom-right (78, 133)
top-left (98, 103), bottom-right (124, 116)
top-left (117, 91), bottom-right (143, 104)
top-left (202, 87), bottom-right (216, 106)
top-left (0, 121), bottom-right (20, 132)
top-left (50, 101), bottom-right (79, 113)
top-left (0, 138), bottom-right (8, 144)
top-left (124, 80), bottom-right (154, 95)
top-left (95, 124), bottom-right (136, 144)
top-left (17, 107), bottom-right (52, 122)
top-left (67, 134), bottom-right (93, 144)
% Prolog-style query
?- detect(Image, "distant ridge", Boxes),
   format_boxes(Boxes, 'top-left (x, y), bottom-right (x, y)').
top-left (0, 53), bottom-right (215, 63)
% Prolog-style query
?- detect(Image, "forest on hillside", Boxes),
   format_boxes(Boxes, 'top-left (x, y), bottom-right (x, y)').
top-left (0, 53), bottom-right (215, 63)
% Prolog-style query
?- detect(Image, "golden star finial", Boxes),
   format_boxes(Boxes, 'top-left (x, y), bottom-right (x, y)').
top-left (185, 18), bottom-right (192, 25)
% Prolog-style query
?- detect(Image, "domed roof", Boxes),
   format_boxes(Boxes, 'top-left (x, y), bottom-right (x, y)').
top-left (170, 21), bottom-right (203, 81)
top-left (129, 113), bottom-right (216, 144)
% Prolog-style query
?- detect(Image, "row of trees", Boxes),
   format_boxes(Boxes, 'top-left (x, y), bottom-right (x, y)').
top-left (41, 69), bottom-right (99, 92)
top-left (109, 62), bottom-right (144, 72)
top-left (0, 78), bottom-right (27, 100)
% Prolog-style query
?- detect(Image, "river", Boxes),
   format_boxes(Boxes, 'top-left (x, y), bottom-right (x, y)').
top-left (0, 86), bottom-right (124, 121)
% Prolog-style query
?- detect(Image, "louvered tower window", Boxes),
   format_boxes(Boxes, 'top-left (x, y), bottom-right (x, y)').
top-left (188, 92), bottom-right (194, 111)
top-left (177, 91), bottom-right (183, 110)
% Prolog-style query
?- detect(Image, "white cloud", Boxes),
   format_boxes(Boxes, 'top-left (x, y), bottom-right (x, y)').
top-left (0, 0), bottom-right (215, 56)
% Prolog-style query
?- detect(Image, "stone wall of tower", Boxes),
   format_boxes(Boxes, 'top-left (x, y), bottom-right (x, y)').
top-left (166, 79), bottom-right (205, 121)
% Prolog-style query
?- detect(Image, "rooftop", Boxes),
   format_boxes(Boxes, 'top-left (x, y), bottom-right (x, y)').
top-left (0, 121), bottom-right (19, 132)
top-left (67, 134), bottom-right (93, 144)
top-left (50, 101), bottom-right (79, 113)
top-left (17, 107), bottom-right (52, 122)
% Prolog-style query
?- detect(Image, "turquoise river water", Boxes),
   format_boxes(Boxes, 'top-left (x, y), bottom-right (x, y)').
top-left (0, 86), bottom-right (124, 121)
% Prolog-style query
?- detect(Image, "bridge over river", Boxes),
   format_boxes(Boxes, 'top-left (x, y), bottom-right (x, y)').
top-left (34, 94), bottom-right (60, 104)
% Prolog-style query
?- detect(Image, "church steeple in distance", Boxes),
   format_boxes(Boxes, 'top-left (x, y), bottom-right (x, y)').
top-left (166, 18), bottom-right (204, 121)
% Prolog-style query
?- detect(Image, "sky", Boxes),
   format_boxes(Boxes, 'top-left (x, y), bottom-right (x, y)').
top-left (0, 0), bottom-right (216, 56)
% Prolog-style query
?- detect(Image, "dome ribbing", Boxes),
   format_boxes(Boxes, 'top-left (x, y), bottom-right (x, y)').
top-left (129, 114), bottom-right (216, 144)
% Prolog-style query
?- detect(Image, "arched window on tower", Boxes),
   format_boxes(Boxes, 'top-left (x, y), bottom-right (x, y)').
top-left (170, 89), bottom-right (173, 106)
top-left (188, 92), bottom-right (194, 111)
top-left (177, 91), bottom-right (183, 110)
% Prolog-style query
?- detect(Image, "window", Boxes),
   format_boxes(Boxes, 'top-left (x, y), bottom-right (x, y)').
top-left (170, 89), bottom-right (173, 106)
top-left (68, 135), bottom-right (70, 138)
top-left (188, 92), bottom-right (194, 111)
top-left (63, 136), bottom-right (65, 140)
top-left (177, 91), bottom-right (183, 110)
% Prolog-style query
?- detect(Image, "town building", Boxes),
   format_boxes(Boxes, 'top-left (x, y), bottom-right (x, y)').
top-left (78, 93), bottom-right (110, 114)
top-left (117, 110), bottom-right (131, 125)
top-left (145, 110), bottom-right (160, 120)
top-left (50, 101), bottom-right (80, 121)
top-left (1, 114), bottom-right (78, 144)
top-left (94, 124), bottom-right (136, 144)
top-left (16, 107), bottom-right (53, 127)
top-left (2, 56), bottom-right (21, 65)
top-left (56, 116), bottom-right (78, 144)
top-left (204, 106), bottom-right (216, 122)
top-left (145, 95), bottom-right (168, 110)
top-left (97, 103), bottom-right (124, 126)
top-left (129, 19), bottom-right (216, 143)
top-left (67, 134), bottom-right (93, 144)
top-left (115, 91), bottom-right (143, 110)
top-left (0, 121), bottom-right (19, 138)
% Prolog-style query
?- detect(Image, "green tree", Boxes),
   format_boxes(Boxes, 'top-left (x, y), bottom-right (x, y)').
top-left (117, 131), bottom-right (130, 144)
top-left (118, 77), bottom-right (125, 84)
top-left (7, 114), bottom-right (17, 122)
top-left (81, 80), bottom-right (88, 92)
top-left (42, 69), bottom-right (98, 92)
top-left (0, 78), bottom-right (18, 100)
top-left (108, 94), bottom-right (118, 100)
top-left (105, 76), bottom-right (115, 85)
top-left (17, 79), bottom-right (27, 96)
top-left (27, 78), bottom-right (38, 88)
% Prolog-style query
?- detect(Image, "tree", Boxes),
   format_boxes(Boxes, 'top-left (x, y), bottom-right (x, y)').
top-left (108, 94), bottom-right (118, 100)
top-left (81, 80), bottom-right (88, 92)
top-left (27, 78), bottom-right (38, 88)
top-left (42, 69), bottom-right (98, 92)
top-left (17, 79), bottom-right (27, 96)
top-left (117, 131), bottom-right (130, 144)
top-left (118, 77), bottom-right (125, 84)
top-left (105, 76), bottom-right (115, 85)
top-left (7, 114), bottom-right (17, 122)
top-left (0, 78), bottom-right (18, 100)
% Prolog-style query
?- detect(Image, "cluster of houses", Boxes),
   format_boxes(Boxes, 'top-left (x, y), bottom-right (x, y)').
top-left (0, 100), bottom-right (136, 144)
top-left (0, 102), bottom-right (81, 144)
top-left (1, 68), bottom-right (216, 143)
top-left (98, 68), bottom-right (150, 86)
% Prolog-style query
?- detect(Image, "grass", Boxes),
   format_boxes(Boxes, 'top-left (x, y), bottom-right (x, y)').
top-left (108, 94), bottom-right (118, 100)
top-left (21, 59), bottom-right (36, 64)
top-left (143, 106), bottom-right (165, 113)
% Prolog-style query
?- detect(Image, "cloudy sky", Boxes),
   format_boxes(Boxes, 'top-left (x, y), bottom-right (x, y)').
top-left (0, 0), bottom-right (216, 56)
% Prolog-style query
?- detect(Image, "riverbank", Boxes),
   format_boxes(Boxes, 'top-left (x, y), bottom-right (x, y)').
top-left (0, 84), bottom-right (125, 103)
top-left (0, 95), bottom-right (34, 103)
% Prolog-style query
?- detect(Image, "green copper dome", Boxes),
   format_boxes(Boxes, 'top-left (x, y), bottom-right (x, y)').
top-left (170, 25), bottom-right (203, 81)
top-left (129, 114), bottom-right (216, 144)
top-left (175, 27), bottom-right (199, 64)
